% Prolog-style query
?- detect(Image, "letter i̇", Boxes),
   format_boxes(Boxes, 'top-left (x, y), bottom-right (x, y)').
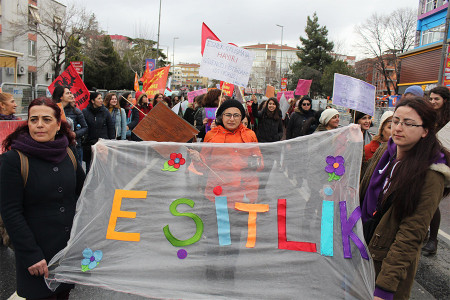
top-left (214, 188), bottom-right (231, 246)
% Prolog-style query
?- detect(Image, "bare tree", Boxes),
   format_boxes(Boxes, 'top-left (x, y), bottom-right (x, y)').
top-left (8, 1), bottom-right (95, 78)
top-left (355, 7), bottom-right (416, 94)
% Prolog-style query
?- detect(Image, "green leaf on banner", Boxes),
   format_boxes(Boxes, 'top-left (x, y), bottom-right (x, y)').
top-left (81, 265), bottom-right (89, 272)
top-left (161, 161), bottom-right (170, 171)
top-left (168, 166), bottom-right (178, 172)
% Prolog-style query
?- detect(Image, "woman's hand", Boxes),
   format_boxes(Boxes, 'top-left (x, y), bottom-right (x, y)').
top-left (374, 297), bottom-right (383, 300)
top-left (210, 120), bottom-right (217, 129)
top-left (203, 118), bottom-right (208, 125)
top-left (28, 259), bottom-right (48, 278)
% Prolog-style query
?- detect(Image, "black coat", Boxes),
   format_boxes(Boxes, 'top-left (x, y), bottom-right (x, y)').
top-left (252, 103), bottom-right (283, 142)
top-left (82, 103), bottom-right (115, 144)
top-left (286, 109), bottom-right (316, 139)
top-left (0, 150), bottom-right (85, 299)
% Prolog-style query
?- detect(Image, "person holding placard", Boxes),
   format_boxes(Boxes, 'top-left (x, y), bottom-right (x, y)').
top-left (252, 97), bottom-right (283, 143)
top-left (360, 97), bottom-right (450, 300)
top-left (194, 89), bottom-right (223, 140)
top-left (422, 86), bottom-right (450, 256)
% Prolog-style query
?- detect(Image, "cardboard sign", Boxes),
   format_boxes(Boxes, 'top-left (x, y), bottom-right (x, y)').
top-left (294, 79), bottom-right (312, 96)
top-left (0, 120), bottom-right (26, 154)
top-left (132, 102), bottom-right (199, 142)
top-left (187, 88), bottom-right (208, 103)
top-left (199, 40), bottom-right (254, 87)
top-left (265, 85), bottom-right (275, 98)
top-left (332, 74), bottom-right (375, 116)
top-left (48, 64), bottom-right (90, 110)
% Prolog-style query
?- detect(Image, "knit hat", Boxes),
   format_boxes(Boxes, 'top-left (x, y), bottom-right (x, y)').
top-left (135, 91), bottom-right (147, 104)
top-left (319, 108), bottom-right (339, 125)
top-left (404, 85), bottom-right (424, 97)
top-left (216, 99), bottom-right (246, 119)
top-left (354, 111), bottom-right (370, 124)
top-left (378, 110), bottom-right (394, 133)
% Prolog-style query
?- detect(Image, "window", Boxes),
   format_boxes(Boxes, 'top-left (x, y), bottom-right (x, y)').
top-left (421, 24), bottom-right (445, 45)
top-left (424, 0), bottom-right (445, 14)
top-left (28, 40), bottom-right (36, 57)
top-left (28, 72), bottom-right (36, 86)
top-left (28, 5), bottom-right (41, 24)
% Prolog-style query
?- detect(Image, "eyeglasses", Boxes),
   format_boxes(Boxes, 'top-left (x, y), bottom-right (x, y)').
top-left (392, 119), bottom-right (423, 128)
top-left (302, 103), bottom-right (311, 106)
top-left (223, 113), bottom-right (242, 119)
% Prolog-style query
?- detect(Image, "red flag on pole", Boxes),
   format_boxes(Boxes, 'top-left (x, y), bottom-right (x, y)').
top-left (48, 64), bottom-right (90, 110)
top-left (201, 22), bottom-right (221, 55)
top-left (142, 66), bottom-right (171, 98)
top-left (134, 72), bottom-right (140, 92)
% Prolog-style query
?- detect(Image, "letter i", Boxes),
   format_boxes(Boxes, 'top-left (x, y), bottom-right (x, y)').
top-left (214, 186), bottom-right (231, 246)
top-left (320, 200), bottom-right (334, 257)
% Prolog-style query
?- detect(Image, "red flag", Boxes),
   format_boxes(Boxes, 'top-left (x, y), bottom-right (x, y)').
top-left (134, 72), bottom-right (140, 92)
top-left (140, 67), bottom-right (152, 91)
top-left (142, 66), bottom-right (171, 98)
top-left (201, 22), bottom-right (221, 55)
top-left (219, 81), bottom-right (235, 97)
top-left (48, 64), bottom-right (90, 110)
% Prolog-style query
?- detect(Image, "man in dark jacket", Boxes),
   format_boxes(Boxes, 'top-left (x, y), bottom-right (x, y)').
top-left (82, 92), bottom-right (115, 172)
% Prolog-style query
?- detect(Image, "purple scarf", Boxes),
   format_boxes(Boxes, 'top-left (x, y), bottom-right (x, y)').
top-left (11, 133), bottom-right (69, 164)
top-left (0, 114), bottom-right (19, 120)
top-left (362, 138), bottom-right (447, 223)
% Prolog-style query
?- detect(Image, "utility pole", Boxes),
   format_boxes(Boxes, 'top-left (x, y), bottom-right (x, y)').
top-left (276, 24), bottom-right (284, 89)
top-left (155, 0), bottom-right (162, 69)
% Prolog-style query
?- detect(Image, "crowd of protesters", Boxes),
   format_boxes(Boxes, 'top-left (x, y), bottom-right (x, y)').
top-left (0, 83), bottom-right (449, 300)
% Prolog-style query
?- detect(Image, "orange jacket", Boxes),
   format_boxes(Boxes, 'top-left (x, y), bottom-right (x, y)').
top-left (196, 124), bottom-right (263, 207)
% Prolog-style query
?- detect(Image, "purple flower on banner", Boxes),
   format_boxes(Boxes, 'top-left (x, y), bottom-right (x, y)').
top-left (81, 248), bottom-right (103, 272)
top-left (325, 155), bottom-right (345, 181)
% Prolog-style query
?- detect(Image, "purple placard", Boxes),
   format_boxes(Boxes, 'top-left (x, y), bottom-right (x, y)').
top-left (277, 91), bottom-right (295, 101)
top-left (187, 88), bottom-right (208, 103)
top-left (332, 73), bottom-right (375, 116)
top-left (204, 107), bottom-right (217, 120)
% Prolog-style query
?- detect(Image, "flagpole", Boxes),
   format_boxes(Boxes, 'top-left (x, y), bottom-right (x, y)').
top-left (121, 95), bottom-right (147, 116)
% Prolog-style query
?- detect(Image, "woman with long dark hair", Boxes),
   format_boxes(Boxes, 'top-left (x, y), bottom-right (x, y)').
top-left (252, 97), bottom-right (283, 142)
top-left (104, 93), bottom-right (127, 140)
top-left (360, 97), bottom-right (450, 299)
top-left (421, 86), bottom-right (450, 255)
top-left (0, 98), bottom-right (85, 299)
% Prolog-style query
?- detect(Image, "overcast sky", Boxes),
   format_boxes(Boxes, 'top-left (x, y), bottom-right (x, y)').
top-left (68, 0), bottom-right (416, 64)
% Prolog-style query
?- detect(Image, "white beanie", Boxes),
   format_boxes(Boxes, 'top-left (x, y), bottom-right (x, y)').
top-left (378, 111), bottom-right (394, 132)
top-left (319, 108), bottom-right (339, 125)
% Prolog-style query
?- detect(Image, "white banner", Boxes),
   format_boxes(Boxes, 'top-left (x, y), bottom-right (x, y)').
top-left (199, 40), bottom-right (254, 87)
top-left (332, 74), bottom-right (376, 116)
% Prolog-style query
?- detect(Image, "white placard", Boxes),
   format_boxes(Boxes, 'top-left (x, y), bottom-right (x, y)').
top-left (199, 40), bottom-right (254, 87)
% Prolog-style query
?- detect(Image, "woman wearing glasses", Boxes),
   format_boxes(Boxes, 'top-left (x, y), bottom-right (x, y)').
top-left (360, 97), bottom-right (450, 300)
top-left (286, 96), bottom-right (316, 139)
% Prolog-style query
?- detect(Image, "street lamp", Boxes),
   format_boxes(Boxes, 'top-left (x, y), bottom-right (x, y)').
top-left (156, 0), bottom-right (162, 69)
top-left (276, 24), bottom-right (284, 90)
top-left (172, 37), bottom-right (179, 73)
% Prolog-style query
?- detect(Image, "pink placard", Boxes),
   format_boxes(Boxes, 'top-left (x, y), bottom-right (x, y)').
top-left (187, 88), bottom-right (208, 103)
top-left (295, 79), bottom-right (312, 95)
top-left (277, 91), bottom-right (295, 101)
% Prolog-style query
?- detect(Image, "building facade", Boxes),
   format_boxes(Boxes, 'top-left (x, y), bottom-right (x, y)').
top-left (171, 63), bottom-right (208, 90)
top-left (242, 43), bottom-right (299, 91)
top-left (0, 0), bottom-right (66, 87)
top-left (355, 55), bottom-right (398, 97)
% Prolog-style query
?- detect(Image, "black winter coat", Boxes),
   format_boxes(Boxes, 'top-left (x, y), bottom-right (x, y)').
top-left (64, 105), bottom-right (88, 145)
top-left (0, 150), bottom-right (85, 299)
top-left (286, 109), bottom-right (316, 139)
top-left (82, 103), bottom-right (115, 144)
top-left (252, 103), bottom-right (283, 142)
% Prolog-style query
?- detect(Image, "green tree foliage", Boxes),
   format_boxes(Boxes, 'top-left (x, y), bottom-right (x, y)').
top-left (297, 12), bottom-right (334, 73)
top-left (84, 36), bottom-right (130, 90)
top-left (321, 61), bottom-right (358, 97)
top-left (65, 36), bottom-right (87, 68)
top-left (289, 12), bottom-right (334, 97)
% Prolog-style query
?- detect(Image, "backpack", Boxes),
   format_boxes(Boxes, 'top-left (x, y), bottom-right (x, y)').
top-left (0, 148), bottom-right (77, 248)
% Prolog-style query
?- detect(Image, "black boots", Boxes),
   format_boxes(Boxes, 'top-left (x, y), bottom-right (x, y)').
top-left (422, 239), bottom-right (438, 256)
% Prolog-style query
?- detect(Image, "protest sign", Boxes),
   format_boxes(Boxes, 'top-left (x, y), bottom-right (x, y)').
top-left (277, 91), bottom-right (295, 101)
top-left (0, 120), bottom-right (26, 154)
top-left (332, 74), bottom-right (376, 116)
top-left (265, 85), bottom-right (275, 98)
top-left (279, 93), bottom-right (290, 120)
top-left (187, 88), bottom-right (208, 103)
top-left (46, 125), bottom-right (374, 299)
top-left (281, 78), bottom-right (288, 91)
top-left (388, 95), bottom-right (401, 107)
top-left (220, 81), bottom-right (235, 97)
top-left (132, 102), bottom-right (198, 142)
top-left (199, 40), bottom-right (254, 87)
top-left (294, 79), bottom-right (312, 96)
top-left (48, 64), bottom-right (90, 110)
